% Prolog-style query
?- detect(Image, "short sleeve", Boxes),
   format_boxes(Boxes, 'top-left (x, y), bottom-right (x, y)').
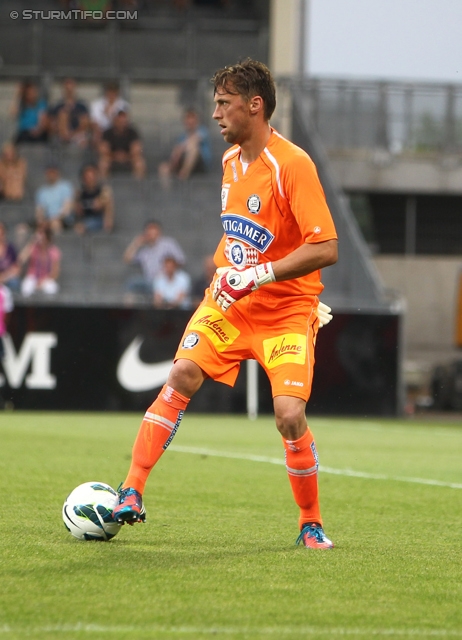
top-left (36, 186), bottom-right (45, 207)
top-left (282, 152), bottom-right (337, 244)
top-left (62, 181), bottom-right (74, 200)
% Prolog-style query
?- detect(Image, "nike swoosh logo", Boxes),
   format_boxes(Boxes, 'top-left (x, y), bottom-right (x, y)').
top-left (117, 336), bottom-right (173, 392)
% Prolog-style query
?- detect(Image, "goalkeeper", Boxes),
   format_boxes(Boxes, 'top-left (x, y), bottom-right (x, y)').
top-left (113, 59), bottom-right (338, 549)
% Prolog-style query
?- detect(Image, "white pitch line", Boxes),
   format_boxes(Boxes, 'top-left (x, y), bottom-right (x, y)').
top-left (169, 445), bottom-right (462, 490)
top-left (0, 625), bottom-right (461, 636)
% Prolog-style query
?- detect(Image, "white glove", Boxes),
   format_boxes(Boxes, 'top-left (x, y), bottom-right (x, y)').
top-left (213, 263), bottom-right (275, 312)
top-left (317, 301), bottom-right (333, 327)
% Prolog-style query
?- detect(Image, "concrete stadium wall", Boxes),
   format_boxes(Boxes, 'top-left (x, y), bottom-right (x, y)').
top-left (373, 256), bottom-right (462, 369)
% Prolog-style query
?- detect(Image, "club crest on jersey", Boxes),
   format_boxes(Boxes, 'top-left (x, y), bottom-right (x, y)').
top-left (228, 241), bottom-right (247, 267)
top-left (221, 214), bottom-right (274, 253)
top-left (247, 194), bottom-right (261, 214)
top-left (182, 332), bottom-right (200, 349)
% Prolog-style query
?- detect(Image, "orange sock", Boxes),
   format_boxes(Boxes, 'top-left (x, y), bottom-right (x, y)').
top-left (124, 384), bottom-right (190, 494)
top-left (283, 428), bottom-right (322, 530)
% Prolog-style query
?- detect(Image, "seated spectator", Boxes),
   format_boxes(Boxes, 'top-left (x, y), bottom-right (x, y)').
top-left (99, 109), bottom-right (146, 179)
top-left (74, 164), bottom-right (114, 235)
top-left (191, 254), bottom-right (216, 306)
top-left (35, 164), bottom-right (74, 233)
top-left (123, 220), bottom-right (185, 298)
top-left (152, 256), bottom-right (191, 309)
top-left (0, 142), bottom-right (27, 202)
top-left (0, 222), bottom-right (20, 292)
top-left (49, 78), bottom-right (91, 147)
top-left (10, 80), bottom-right (48, 144)
top-left (0, 282), bottom-right (13, 362)
top-left (153, 256), bottom-right (192, 309)
top-left (19, 225), bottom-right (61, 297)
top-left (90, 81), bottom-right (129, 144)
top-left (158, 109), bottom-right (211, 186)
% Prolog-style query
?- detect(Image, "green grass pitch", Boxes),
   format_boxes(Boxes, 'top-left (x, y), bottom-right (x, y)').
top-left (1, 411), bottom-right (461, 639)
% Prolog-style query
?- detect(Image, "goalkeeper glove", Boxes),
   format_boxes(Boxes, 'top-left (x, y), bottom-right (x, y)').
top-left (213, 263), bottom-right (275, 312)
top-left (317, 301), bottom-right (333, 327)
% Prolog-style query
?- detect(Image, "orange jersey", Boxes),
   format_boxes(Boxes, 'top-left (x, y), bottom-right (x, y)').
top-left (214, 128), bottom-right (337, 300)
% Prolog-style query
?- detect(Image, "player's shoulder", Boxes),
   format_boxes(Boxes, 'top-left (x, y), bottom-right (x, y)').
top-left (221, 144), bottom-right (240, 165)
top-left (266, 129), bottom-right (313, 167)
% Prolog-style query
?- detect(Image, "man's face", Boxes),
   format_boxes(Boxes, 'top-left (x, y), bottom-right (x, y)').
top-left (114, 112), bottom-right (128, 130)
top-left (163, 258), bottom-right (177, 277)
top-left (212, 85), bottom-right (252, 145)
top-left (144, 224), bottom-right (160, 243)
top-left (45, 168), bottom-right (59, 184)
top-left (106, 88), bottom-right (119, 103)
top-left (82, 167), bottom-right (98, 188)
top-left (184, 112), bottom-right (198, 132)
top-left (63, 78), bottom-right (76, 98)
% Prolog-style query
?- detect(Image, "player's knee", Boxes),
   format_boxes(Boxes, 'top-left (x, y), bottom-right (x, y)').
top-left (167, 358), bottom-right (205, 398)
top-left (274, 400), bottom-right (306, 440)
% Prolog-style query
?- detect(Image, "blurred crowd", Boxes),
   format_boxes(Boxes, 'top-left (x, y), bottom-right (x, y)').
top-left (0, 77), bottom-right (213, 306)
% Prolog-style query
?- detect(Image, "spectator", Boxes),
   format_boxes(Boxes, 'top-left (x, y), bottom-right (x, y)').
top-left (90, 81), bottom-right (129, 143)
top-left (191, 254), bottom-right (216, 306)
top-left (153, 256), bottom-right (192, 309)
top-left (0, 283), bottom-right (14, 361)
top-left (19, 225), bottom-right (61, 297)
top-left (0, 223), bottom-right (20, 292)
top-left (158, 108), bottom-right (211, 186)
top-left (0, 142), bottom-right (27, 202)
top-left (99, 109), bottom-right (146, 179)
top-left (123, 220), bottom-right (185, 298)
top-left (10, 80), bottom-right (48, 144)
top-left (49, 78), bottom-right (91, 147)
top-left (35, 164), bottom-right (74, 233)
top-left (74, 164), bottom-right (114, 235)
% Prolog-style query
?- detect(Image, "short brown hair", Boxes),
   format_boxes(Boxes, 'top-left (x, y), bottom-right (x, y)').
top-left (211, 59), bottom-right (276, 121)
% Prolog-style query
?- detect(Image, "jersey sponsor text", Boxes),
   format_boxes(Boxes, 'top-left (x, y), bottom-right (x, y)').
top-left (221, 214), bottom-right (274, 252)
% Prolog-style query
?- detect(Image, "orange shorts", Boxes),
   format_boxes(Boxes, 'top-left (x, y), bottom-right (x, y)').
top-left (174, 289), bottom-right (319, 401)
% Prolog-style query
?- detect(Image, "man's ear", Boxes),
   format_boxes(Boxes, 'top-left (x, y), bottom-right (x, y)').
top-left (249, 96), bottom-right (263, 114)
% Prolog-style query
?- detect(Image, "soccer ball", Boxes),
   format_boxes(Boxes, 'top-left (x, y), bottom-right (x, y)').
top-left (62, 482), bottom-right (122, 541)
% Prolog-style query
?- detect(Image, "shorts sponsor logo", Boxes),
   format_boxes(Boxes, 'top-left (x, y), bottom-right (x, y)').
top-left (190, 306), bottom-right (240, 352)
top-left (314, 226), bottom-right (321, 234)
top-left (221, 214), bottom-right (274, 253)
top-left (284, 380), bottom-right (304, 387)
top-left (247, 194), bottom-right (261, 214)
top-left (182, 332), bottom-right (200, 349)
top-left (263, 334), bottom-right (307, 369)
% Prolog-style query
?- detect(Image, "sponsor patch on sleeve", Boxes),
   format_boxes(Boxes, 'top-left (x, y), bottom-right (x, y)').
top-left (263, 334), bottom-right (306, 369)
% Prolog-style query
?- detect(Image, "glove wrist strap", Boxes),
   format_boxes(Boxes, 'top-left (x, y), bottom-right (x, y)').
top-left (254, 262), bottom-right (275, 288)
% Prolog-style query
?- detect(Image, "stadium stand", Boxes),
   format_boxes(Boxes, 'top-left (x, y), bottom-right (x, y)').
top-left (0, 0), bottom-right (393, 316)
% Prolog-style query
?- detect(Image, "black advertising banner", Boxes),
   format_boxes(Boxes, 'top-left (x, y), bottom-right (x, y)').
top-left (0, 306), bottom-right (401, 415)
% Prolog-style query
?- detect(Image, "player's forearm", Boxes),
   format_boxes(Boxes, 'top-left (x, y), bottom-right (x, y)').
top-left (271, 239), bottom-right (338, 282)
